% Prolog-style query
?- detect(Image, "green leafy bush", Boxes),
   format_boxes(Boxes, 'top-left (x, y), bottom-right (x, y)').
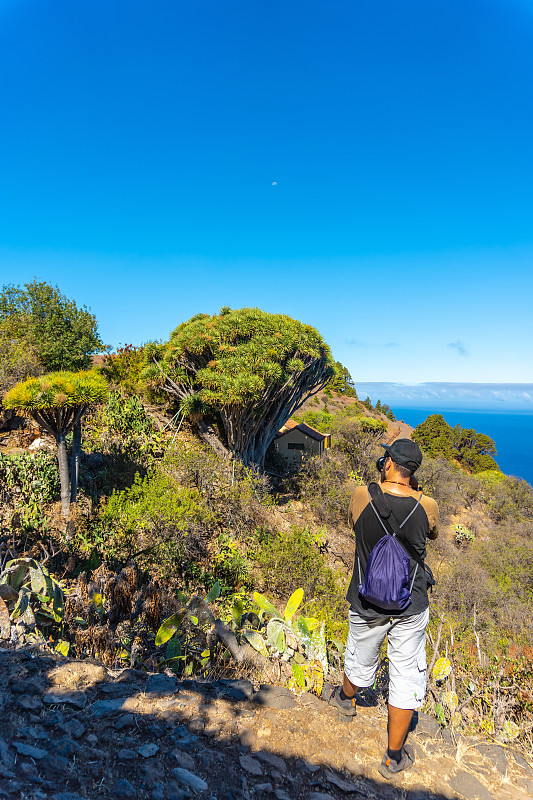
top-left (256, 526), bottom-right (347, 635)
top-left (293, 409), bottom-right (334, 432)
top-left (97, 465), bottom-right (213, 578)
top-left (486, 476), bottom-right (533, 523)
top-left (81, 391), bottom-right (163, 498)
top-left (100, 343), bottom-right (165, 400)
top-left (84, 390), bottom-right (157, 449)
top-left (0, 279), bottom-right (102, 373)
top-left (0, 451), bottom-right (59, 529)
top-left (166, 444), bottom-right (272, 538)
top-left (213, 534), bottom-right (251, 592)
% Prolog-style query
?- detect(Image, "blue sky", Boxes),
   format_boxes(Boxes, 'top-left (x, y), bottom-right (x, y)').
top-left (353, 382), bottom-right (533, 411)
top-left (1, 0), bottom-right (533, 385)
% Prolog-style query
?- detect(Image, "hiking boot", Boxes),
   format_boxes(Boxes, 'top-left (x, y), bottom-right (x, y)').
top-left (325, 686), bottom-right (357, 716)
top-left (378, 744), bottom-right (414, 779)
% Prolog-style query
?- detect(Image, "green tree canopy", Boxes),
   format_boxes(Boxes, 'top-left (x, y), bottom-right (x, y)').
top-left (144, 307), bottom-right (335, 466)
top-left (0, 280), bottom-right (103, 377)
top-left (4, 371), bottom-right (108, 516)
top-left (326, 361), bottom-right (358, 397)
top-left (412, 413), bottom-right (498, 473)
top-left (412, 414), bottom-right (454, 459)
top-left (0, 313), bottom-right (42, 394)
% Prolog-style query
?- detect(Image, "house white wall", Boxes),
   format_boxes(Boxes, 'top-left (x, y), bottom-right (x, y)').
top-left (274, 428), bottom-right (324, 466)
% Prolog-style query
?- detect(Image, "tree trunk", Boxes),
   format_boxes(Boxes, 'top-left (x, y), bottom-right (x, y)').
top-left (196, 419), bottom-right (230, 459)
top-left (56, 432), bottom-right (70, 519)
top-left (70, 419), bottom-right (81, 503)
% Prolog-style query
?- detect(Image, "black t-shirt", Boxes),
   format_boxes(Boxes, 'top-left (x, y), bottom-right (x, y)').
top-left (346, 484), bottom-right (439, 619)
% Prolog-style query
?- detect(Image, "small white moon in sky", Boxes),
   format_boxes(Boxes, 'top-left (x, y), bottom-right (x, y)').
top-left (272, 181), bottom-right (277, 186)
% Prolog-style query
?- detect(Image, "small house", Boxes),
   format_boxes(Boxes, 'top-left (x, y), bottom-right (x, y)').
top-left (273, 419), bottom-right (331, 467)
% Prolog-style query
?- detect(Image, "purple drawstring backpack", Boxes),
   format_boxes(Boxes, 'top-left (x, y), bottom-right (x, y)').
top-left (357, 484), bottom-right (422, 612)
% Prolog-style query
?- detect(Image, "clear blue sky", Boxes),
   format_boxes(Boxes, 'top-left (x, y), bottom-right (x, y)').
top-left (1, 0), bottom-right (533, 383)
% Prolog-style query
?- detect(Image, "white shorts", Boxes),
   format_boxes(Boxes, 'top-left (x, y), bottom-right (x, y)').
top-left (344, 607), bottom-right (429, 709)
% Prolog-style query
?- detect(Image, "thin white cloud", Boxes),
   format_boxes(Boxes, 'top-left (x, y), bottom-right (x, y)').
top-left (352, 382), bottom-right (533, 410)
top-left (447, 340), bottom-right (468, 357)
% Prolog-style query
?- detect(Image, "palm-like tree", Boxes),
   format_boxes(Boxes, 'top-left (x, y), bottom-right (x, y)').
top-left (143, 307), bottom-right (335, 467)
top-left (4, 371), bottom-right (108, 517)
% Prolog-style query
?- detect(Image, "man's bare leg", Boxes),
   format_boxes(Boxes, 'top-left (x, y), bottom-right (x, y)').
top-left (342, 673), bottom-right (358, 698)
top-left (387, 705), bottom-right (413, 751)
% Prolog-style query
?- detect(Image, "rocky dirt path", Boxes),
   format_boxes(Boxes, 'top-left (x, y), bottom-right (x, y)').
top-left (1, 648), bottom-right (532, 800)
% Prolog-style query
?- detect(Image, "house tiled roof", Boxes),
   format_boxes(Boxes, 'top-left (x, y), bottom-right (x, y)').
top-left (279, 419), bottom-right (299, 432)
top-left (275, 419), bottom-right (329, 442)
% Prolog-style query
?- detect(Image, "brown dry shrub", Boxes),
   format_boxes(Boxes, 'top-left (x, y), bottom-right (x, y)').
top-left (297, 450), bottom-right (353, 526)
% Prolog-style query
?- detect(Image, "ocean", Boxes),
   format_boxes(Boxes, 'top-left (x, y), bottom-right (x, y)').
top-left (392, 407), bottom-right (533, 487)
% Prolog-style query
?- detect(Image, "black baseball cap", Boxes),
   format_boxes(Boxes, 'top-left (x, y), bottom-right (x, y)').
top-left (380, 439), bottom-right (422, 472)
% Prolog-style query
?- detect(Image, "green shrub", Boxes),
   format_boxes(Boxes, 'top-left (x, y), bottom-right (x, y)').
top-left (257, 526), bottom-right (324, 598)
top-left (256, 526), bottom-right (347, 635)
top-left (81, 391), bottom-right (164, 498)
top-left (417, 456), bottom-right (467, 518)
top-left (255, 525), bottom-right (349, 638)
top-left (97, 465), bottom-right (213, 578)
top-left (486, 476), bottom-right (533, 523)
top-left (213, 533), bottom-right (251, 592)
top-left (84, 390), bottom-right (157, 451)
top-left (437, 519), bottom-right (533, 644)
top-left (293, 409), bottom-right (334, 432)
top-left (100, 343), bottom-right (165, 400)
top-left (166, 444), bottom-right (272, 538)
top-left (0, 451), bottom-right (59, 529)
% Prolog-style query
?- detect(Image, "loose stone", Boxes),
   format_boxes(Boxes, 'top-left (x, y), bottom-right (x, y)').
top-left (12, 742), bottom-right (48, 759)
top-left (114, 713), bottom-right (135, 730)
top-left (138, 743), bottom-right (159, 757)
top-left (112, 778), bottom-right (136, 798)
top-left (90, 698), bottom-right (128, 717)
top-left (449, 771), bottom-right (494, 800)
top-left (325, 771), bottom-right (363, 792)
top-left (239, 754), bottom-right (263, 776)
top-left (44, 710), bottom-right (64, 727)
top-left (166, 782), bottom-right (188, 800)
top-left (151, 783), bottom-right (165, 800)
top-left (118, 748), bottom-right (137, 760)
top-left (59, 719), bottom-right (86, 739)
top-left (256, 750), bottom-right (287, 773)
top-left (17, 696), bottom-right (43, 712)
top-left (171, 748), bottom-right (196, 770)
top-left (171, 767), bottom-right (208, 792)
top-left (43, 691), bottom-right (87, 709)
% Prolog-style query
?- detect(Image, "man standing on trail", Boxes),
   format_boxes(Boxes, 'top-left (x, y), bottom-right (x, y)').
top-left (328, 439), bottom-right (439, 779)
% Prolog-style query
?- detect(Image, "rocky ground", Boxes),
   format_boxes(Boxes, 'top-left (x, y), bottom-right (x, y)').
top-left (1, 648), bottom-right (532, 800)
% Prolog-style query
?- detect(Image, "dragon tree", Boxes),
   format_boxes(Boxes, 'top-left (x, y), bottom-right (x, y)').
top-left (144, 307), bottom-right (335, 467)
top-left (4, 371), bottom-right (108, 517)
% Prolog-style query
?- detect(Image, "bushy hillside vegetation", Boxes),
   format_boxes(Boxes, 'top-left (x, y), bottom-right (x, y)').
top-left (1, 292), bottom-right (533, 754)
